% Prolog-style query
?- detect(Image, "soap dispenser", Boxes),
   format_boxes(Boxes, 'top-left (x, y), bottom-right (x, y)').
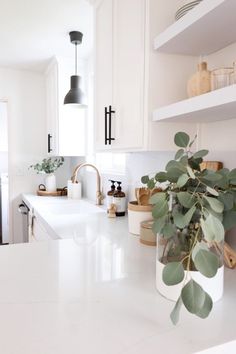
top-left (113, 181), bottom-right (126, 216)
top-left (107, 180), bottom-right (116, 212)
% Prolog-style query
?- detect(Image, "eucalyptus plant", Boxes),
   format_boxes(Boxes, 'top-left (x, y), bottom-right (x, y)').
top-left (141, 132), bottom-right (236, 325)
top-left (30, 157), bottom-right (64, 174)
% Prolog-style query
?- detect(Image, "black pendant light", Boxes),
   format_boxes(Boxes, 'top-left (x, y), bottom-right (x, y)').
top-left (64, 31), bottom-right (86, 107)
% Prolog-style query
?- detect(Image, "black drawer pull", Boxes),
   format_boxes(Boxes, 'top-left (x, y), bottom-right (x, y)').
top-left (48, 134), bottom-right (52, 153)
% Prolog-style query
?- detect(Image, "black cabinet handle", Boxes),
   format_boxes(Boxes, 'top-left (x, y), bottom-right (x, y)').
top-left (48, 134), bottom-right (52, 153)
top-left (104, 105), bottom-right (115, 145)
top-left (108, 105), bottom-right (115, 145)
top-left (105, 107), bottom-right (109, 145)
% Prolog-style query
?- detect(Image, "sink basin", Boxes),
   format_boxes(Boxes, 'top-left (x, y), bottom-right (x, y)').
top-left (46, 199), bottom-right (105, 215)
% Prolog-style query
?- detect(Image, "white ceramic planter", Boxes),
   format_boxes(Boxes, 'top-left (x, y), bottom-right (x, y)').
top-left (128, 201), bottom-right (153, 235)
top-left (45, 174), bottom-right (56, 192)
top-left (156, 259), bottom-right (224, 303)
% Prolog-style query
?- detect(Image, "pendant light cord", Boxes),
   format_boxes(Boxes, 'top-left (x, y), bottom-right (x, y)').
top-left (75, 43), bottom-right (78, 75)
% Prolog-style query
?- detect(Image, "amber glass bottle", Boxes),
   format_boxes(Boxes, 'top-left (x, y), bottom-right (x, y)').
top-left (113, 181), bottom-right (126, 216)
top-left (107, 180), bottom-right (116, 212)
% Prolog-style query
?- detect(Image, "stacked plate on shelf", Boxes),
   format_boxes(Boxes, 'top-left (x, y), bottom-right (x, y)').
top-left (175, 0), bottom-right (203, 21)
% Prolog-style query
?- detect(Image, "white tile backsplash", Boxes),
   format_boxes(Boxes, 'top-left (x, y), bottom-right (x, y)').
top-left (72, 151), bottom-right (174, 203)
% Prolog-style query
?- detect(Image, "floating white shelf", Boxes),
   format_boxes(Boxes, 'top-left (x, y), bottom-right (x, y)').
top-left (154, 0), bottom-right (236, 55)
top-left (153, 85), bottom-right (236, 123)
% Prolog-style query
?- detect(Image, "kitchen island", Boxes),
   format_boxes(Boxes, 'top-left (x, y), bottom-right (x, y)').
top-left (1, 194), bottom-right (233, 353)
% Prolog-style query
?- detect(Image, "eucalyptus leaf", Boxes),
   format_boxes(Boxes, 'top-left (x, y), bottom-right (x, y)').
top-left (223, 210), bottom-right (236, 231)
top-left (147, 179), bottom-right (155, 189)
top-left (155, 172), bottom-right (167, 183)
top-left (203, 172), bottom-right (222, 182)
top-left (203, 196), bottom-right (224, 213)
top-left (170, 297), bottom-right (182, 325)
top-left (194, 249), bottom-right (219, 278)
top-left (192, 242), bottom-right (209, 262)
top-left (180, 155), bottom-right (188, 166)
top-left (174, 132), bottom-right (190, 148)
top-left (206, 186), bottom-right (219, 197)
top-left (175, 149), bottom-right (185, 160)
top-left (149, 192), bottom-right (166, 205)
top-left (177, 174), bottom-right (189, 188)
top-left (162, 222), bottom-right (176, 239)
top-left (152, 200), bottom-right (169, 219)
top-left (166, 160), bottom-right (186, 173)
top-left (229, 178), bottom-right (236, 185)
top-left (196, 292), bottom-right (213, 319)
top-left (189, 134), bottom-right (197, 148)
top-left (152, 216), bottom-right (167, 234)
top-left (200, 215), bottom-right (224, 242)
top-left (193, 150), bottom-right (209, 159)
top-left (216, 169), bottom-right (229, 189)
top-left (203, 206), bottom-right (223, 222)
top-left (177, 192), bottom-right (196, 208)
top-left (218, 192), bottom-right (234, 211)
top-left (228, 168), bottom-right (236, 180)
top-left (141, 175), bottom-right (149, 184)
top-left (181, 280), bottom-right (205, 314)
top-left (187, 166), bottom-right (196, 179)
top-left (162, 262), bottom-right (185, 286)
top-left (173, 206), bottom-right (196, 229)
top-left (167, 168), bottom-right (184, 182)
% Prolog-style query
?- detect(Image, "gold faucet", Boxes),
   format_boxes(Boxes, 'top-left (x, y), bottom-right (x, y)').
top-left (71, 163), bottom-right (103, 205)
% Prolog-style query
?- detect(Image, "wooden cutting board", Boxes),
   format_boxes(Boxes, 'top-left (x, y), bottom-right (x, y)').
top-left (200, 161), bottom-right (223, 171)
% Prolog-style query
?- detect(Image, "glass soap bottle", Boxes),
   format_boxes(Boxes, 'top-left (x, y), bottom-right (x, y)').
top-left (113, 181), bottom-right (126, 217)
top-left (107, 180), bottom-right (116, 212)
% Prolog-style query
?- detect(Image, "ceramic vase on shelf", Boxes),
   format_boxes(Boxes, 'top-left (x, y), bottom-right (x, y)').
top-left (45, 173), bottom-right (56, 192)
top-left (156, 230), bottom-right (224, 303)
top-left (187, 61), bottom-right (211, 98)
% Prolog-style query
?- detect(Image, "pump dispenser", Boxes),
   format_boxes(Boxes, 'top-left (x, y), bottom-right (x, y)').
top-left (113, 181), bottom-right (126, 216)
top-left (107, 180), bottom-right (116, 212)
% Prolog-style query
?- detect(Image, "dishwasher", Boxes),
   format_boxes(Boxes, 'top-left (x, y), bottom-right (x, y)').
top-left (18, 201), bottom-right (30, 243)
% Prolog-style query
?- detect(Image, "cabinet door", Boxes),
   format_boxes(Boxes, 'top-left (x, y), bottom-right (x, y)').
top-left (45, 58), bottom-right (86, 157)
top-left (112, 0), bottom-right (145, 150)
top-left (0, 102), bottom-right (8, 152)
top-left (32, 217), bottom-right (52, 241)
top-left (94, 0), bottom-right (113, 150)
top-left (45, 59), bottom-right (59, 156)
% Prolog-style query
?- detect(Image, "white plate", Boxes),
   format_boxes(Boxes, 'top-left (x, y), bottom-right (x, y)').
top-left (175, 0), bottom-right (202, 20)
top-left (176, 0), bottom-right (202, 15)
top-left (176, 0), bottom-right (202, 16)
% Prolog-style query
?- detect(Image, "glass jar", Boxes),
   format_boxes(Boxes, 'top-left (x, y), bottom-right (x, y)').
top-left (211, 67), bottom-right (234, 90)
top-left (157, 229), bottom-right (224, 269)
top-left (230, 62), bottom-right (236, 85)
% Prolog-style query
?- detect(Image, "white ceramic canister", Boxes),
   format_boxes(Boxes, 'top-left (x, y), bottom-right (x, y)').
top-left (71, 182), bottom-right (82, 199)
top-left (45, 174), bottom-right (56, 192)
top-left (128, 201), bottom-right (153, 235)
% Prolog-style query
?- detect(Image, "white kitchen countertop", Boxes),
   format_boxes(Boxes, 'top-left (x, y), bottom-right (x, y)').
top-left (22, 193), bottom-right (128, 241)
top-left (2, 194), bottom-right (232, 353)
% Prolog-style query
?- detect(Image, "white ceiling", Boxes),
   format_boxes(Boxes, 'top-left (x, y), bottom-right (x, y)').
top-left (0, 0), bottom-right (93, 72)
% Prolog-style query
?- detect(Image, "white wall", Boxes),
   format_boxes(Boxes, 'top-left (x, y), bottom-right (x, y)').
top-left (0, 67), bottom-right (46, 242)
top-left (0, 153), bottom-right (8, 174)
top-left (0, 67), bottom-right (71, 243)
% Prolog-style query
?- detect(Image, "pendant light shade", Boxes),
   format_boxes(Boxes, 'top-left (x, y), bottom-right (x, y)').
top-left (64, 31), bottom-right (86, 107)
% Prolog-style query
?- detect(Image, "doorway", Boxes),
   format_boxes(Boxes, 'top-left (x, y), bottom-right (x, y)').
top-left (0, 101), bottom-right (9, 244)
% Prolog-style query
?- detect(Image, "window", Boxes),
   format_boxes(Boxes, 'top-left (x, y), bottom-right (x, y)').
top-left (95, 152), bottom-right (126, 174)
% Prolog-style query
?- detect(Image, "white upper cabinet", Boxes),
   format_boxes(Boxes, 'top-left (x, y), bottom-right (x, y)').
top-left (94, 0), bottom-right (113, 150)
top-left (45, 57), bottom-right (86, 157)
top-left (94, 0), bottom-right (198, 152)
top-left (94, 0), bottom-right (145, 151)
top-left (0, 102), bottom-right (8, 152)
